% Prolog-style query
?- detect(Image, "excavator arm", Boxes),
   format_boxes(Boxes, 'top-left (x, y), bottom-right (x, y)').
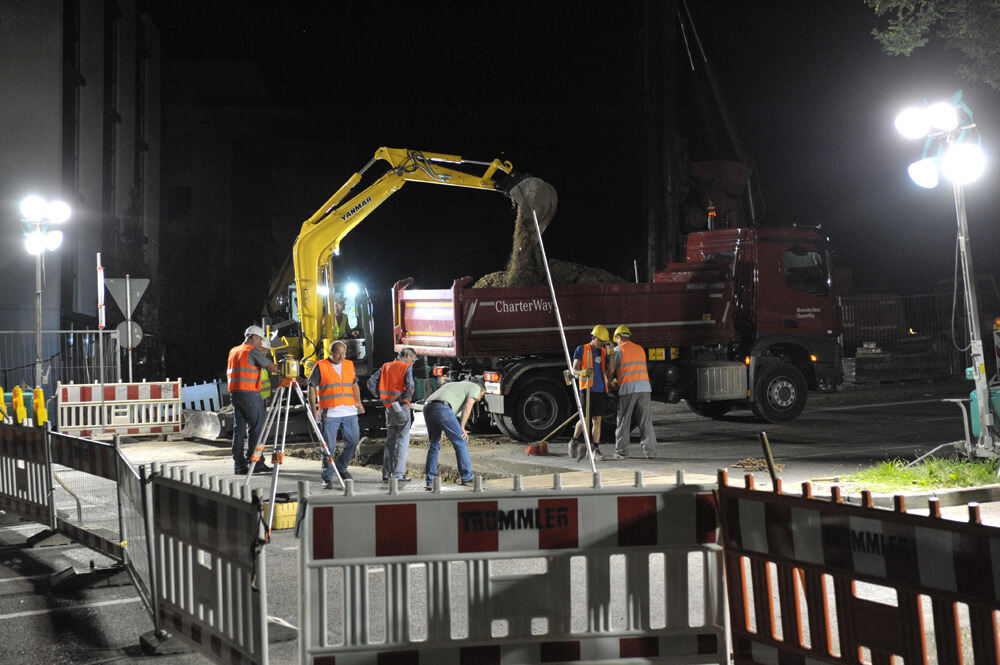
top-left (292, 147), bottom-right (520, 369)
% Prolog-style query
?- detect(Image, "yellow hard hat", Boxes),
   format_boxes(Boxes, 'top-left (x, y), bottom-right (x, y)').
top-left (590, 324), bottom-right (610, 342)
top-left (613, 325), bottom-right (632, 341)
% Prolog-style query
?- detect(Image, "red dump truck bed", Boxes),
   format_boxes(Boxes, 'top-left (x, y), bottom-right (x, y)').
top-left (393, 265), bottom-right (735, 358)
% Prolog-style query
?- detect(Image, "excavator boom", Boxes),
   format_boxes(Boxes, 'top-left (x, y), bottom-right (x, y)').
top-left (291, 147), bottom-right (520, 369)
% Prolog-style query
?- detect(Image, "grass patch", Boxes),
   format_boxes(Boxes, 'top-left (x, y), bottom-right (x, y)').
top-left (845, 457), bottom-right (1000, 491)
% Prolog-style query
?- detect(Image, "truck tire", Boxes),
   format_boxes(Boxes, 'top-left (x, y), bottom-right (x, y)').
top-left (509, 376), bottom-right (569, 441)
top-left (686, 399), bottom-right (736, 419)
top-left (753, 362), bottom-right (807, 423)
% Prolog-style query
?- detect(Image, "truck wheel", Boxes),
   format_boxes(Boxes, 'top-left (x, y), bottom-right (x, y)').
top-left (753, 363), bottom-right (807, 423)
top-left (509, 377), bottom-right (569, 441)
top-left (495, 415), bottom-right (519, 440)
top-left (686, 399), bottom-right (736, 419)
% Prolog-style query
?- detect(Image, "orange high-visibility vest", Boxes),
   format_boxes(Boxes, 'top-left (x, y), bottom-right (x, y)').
top-left (378, 360), bottom-right (411, 407)
top-left (579, 344), bottom-right (607, 391)
top-left (227, 344), bottom-right (261, 392)
top-left (616, 340), bottom-right (650, 386)
top-left (317, 359), bottom-right (356, 409)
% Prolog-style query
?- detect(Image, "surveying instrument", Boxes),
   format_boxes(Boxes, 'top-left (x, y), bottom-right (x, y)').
top-left (243, 373), bottom-right (345, 535)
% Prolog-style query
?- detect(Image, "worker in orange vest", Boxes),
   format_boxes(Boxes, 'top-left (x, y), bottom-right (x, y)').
top-left (309, 340), bottom-right (366, 488)
top-left (611, 325), bottom-right (657, 459)
top-left (227, 325), bottom-right (279, 474)
top-left (367, 347), bottom-right (417, 483)
top-left (568, 324), bottom-right (615, 462)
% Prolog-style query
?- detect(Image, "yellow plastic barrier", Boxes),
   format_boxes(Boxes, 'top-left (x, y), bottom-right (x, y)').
top-left (32, 387), bottom-right (47, 426)
top-left (0, 384), bottom-right (6, 420)
top-left (12, 386), bottom-right (26, 425)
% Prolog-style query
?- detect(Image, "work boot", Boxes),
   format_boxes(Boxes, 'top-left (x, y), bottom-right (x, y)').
top-left (593, 448), bottom-right (605, 461)
top-left (575, 444), bottom-right (588, 462)
top-left (252, 461), bottom-right (271, 474)
top-left (567, 440), bottom-right (579, 458)
top-left (234, 463), bottom-right (249, 475)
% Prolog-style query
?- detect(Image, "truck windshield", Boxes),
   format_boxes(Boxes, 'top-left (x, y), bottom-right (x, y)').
top-left (783, 248), bottom-right (829, 296)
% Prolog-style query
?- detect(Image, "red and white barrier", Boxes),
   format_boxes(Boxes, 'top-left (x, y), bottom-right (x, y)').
top-left (298, 476), bottom-right (725, 665)
top-left (718, 471), bottom-right (1000, 665)
top-left (57, 380), bottom-right (182, 437)
top-left (152, 466), bottom-right (269, 665)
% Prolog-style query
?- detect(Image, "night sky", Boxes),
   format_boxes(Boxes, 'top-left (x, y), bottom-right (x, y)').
top-left (148, 1), bottom-right (1000, 376)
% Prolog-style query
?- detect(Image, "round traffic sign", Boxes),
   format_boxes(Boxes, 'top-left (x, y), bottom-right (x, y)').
top-left (116, 321), bottom-right (143, 348)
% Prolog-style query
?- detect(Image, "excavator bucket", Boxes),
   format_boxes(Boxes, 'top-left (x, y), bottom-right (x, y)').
top-left (507, 176), bottom-right (558, 234)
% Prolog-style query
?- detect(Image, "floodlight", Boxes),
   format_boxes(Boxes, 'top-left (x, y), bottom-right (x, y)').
top-left (345, 282), bottom-right (360, 298)
top-left (20, 195), bottom-right (47, 222)
top-left (927, 101), bottom-right (959, 131)
top-left (895, 107), bottom-right (929, 139)
top-left (907, 158), bottom-right (939, 189)
top-left (941, 142), bottom-right (986, 184)
top-left (24, 230), bottom-right (46, 255)
top-left (45, 230), bottom-right (63, 252)
top-left (47, 200), bottom-right (71, 223)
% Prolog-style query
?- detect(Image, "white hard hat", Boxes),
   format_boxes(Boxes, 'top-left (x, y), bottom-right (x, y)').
top-left (244, 324), bottom-right (265, 338)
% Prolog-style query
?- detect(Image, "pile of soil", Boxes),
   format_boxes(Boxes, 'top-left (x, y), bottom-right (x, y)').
top-left (473, 259), bottom-right (625, 288)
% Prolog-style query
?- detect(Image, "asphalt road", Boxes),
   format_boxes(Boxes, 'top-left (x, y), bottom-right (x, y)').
top-left (1, 377), bottom-right (995, 664)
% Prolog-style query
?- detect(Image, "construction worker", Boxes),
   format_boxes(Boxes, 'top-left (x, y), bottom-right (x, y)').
top-left (309, 339), bottom-right (365, 488)
top-left (332, 296), bottom-right (359, 338)
top-left (367, 347), bottom-right (417, 483)
top-left (227, 325), bottom-right (278, 474)
top-left (568, 324), bottom-right (615, 462)
top-left (421, 377), bottom-right (484, 490)
top-left (611, 325), bottom-right (657, 459)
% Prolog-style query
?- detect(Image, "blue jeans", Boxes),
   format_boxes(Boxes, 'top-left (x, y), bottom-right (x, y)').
top-left (231, 390), bottom-right (266, 466)
top-left (322, 413), bottom-right (360, 481)
top-left (423, 402), bottom-right (473, 485)
top-left (382, 404), bottom-right (412, 480)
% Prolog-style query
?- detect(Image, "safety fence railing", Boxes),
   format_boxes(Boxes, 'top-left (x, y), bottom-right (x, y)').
top-left (56, 379), bottom-right (182, 438)
top-left (151, 465), bottom-right (269, 665)
top-left (0, 329), bottom-right (120, 395)
top-left (717, 470), bottom-right (1000, 665)
top-left (0, 422), bottom-right (269, 665)
top-left (181, 379), bottom-right (226, 411)
top-left (838, 291), bottom-right (1000, 382)
top-left (296, 474), bottom-right (726, 665)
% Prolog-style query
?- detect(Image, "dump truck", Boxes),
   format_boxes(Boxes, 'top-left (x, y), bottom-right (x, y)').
top-left (393, 225), bottom-right (843, 440)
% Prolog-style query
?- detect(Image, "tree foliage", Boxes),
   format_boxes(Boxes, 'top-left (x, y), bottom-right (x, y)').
top-left (864, 0), bottom-right (1000, 90)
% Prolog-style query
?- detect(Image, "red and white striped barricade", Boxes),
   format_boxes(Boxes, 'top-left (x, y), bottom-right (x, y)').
top-left (297, 473), bottom-right (724, 665)
top-left (0, 423), bottom-right (52, 526)
top-left (48, 431), bottom-right (124, 560)
top-left (717, 470), bottom-right (1000, 665)
top-left (152, 465), bottom-right (269, 665)
top-left (57, 380), bottom-right (182, 438)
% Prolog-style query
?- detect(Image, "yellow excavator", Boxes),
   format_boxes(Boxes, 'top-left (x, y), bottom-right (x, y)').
top-left (267, 147), bottom-right (555, 382)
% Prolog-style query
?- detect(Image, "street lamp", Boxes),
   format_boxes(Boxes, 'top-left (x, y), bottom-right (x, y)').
top-left (19, 195), bottom-right (71, 389)
top-left (894, 91), bottom-right (996, 458)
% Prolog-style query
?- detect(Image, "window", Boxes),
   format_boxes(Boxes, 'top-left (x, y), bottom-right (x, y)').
top-left (783, 247), bottom-right (829, 296)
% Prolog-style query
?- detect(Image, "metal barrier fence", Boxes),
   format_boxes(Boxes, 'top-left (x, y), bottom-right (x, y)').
top-left (0, 423), bottom-right (52, 525)
top-left (49, 430), bottom-right (124, 560)
top-left (717, 470), bottom-right (1000, 665)
top-left (837, 292), bottom-right (1000, 382)
top-left (0, 329), bottom-right (120, 395)
top-left (181, 379), bottom-right (226, 411)
top-left (297, 475), bottom-right (725, 665)
top-left (0, 423), bottom-right (269, 665)
top-left (151, 465), bottom-right (269, 665)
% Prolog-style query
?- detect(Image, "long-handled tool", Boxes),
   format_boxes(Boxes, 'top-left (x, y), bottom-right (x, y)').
top-left (244, 377), bottom-right (343, 537)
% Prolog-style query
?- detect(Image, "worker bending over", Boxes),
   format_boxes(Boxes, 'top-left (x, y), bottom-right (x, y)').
top-left (611, 325), bottom-right (657, 459)
top-left (227, 325), bottom-right (278, 474)
top-left (568, 325), bottom-right (615, 462)
top-left (367, 347), bottom-right (417, 483)
top-left (309, 340), bottom-right (365, 488)
top-left (421, 378), bottom-right (485, 490)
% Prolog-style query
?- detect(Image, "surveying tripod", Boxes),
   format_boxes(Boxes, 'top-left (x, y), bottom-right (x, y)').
top-left (243, 376), bottom-right (344, 534)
